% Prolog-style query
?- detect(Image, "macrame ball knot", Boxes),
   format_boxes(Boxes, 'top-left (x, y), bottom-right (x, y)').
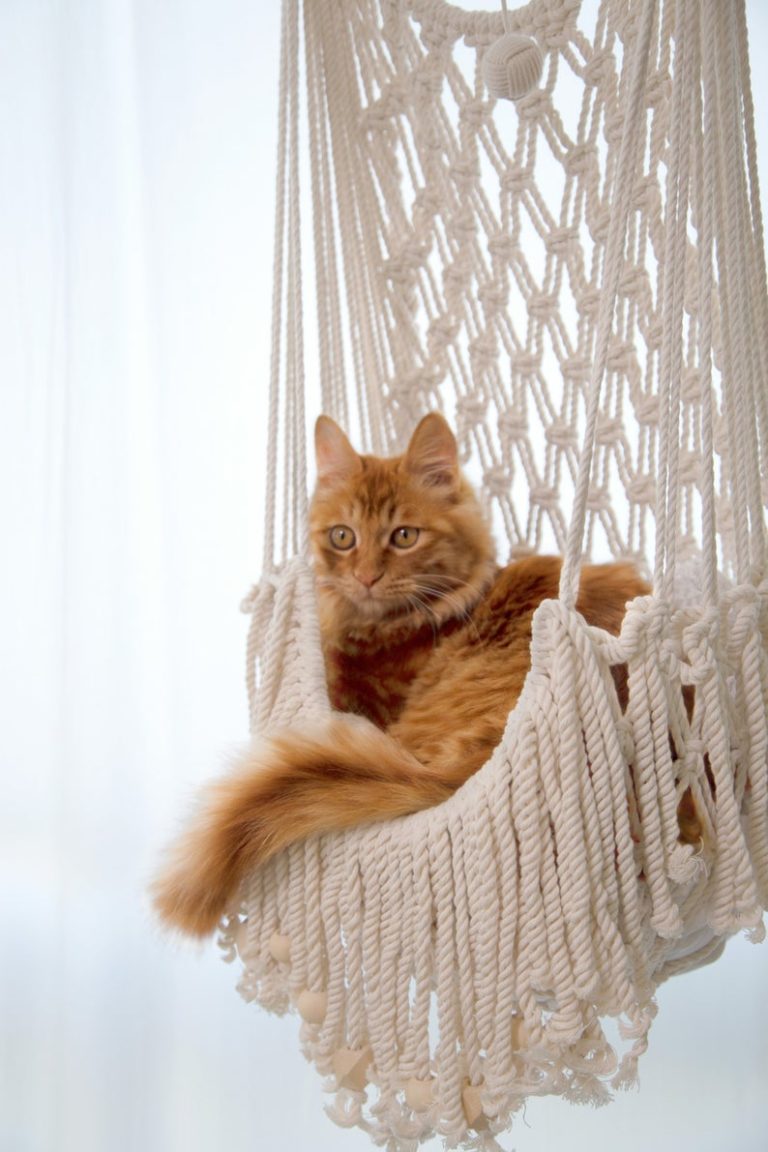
top-left (482, 33), bottom-right (544, 101)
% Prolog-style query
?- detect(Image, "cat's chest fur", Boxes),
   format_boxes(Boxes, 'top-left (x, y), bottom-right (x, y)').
top-left (323, 620), bottom-right (451, 728)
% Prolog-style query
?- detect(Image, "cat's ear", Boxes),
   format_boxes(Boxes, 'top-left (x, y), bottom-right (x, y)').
top-left (315, 416), bottom-right (363, 483)
top-left (404, 413), bottom-right (459, 490)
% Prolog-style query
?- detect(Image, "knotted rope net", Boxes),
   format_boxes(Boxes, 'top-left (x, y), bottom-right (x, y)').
top-left (223, 1), bottom-right (768, 1147)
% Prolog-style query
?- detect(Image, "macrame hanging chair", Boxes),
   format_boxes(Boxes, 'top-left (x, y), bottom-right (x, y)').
top-left (223, 0), bottom-right (768, 1147)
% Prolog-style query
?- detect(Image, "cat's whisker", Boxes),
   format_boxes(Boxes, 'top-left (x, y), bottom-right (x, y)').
top-left (408, 581), bottom-right (483, 639)
top-left (402, 591), bottom-right (441, 641)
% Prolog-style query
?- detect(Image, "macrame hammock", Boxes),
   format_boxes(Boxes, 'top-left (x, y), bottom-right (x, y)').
top-left (221, 0), bottom-right (768, 1147)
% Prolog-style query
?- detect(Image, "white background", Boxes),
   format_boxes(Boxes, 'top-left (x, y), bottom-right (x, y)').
top-left (1, 2), bottom-right (766, 1151)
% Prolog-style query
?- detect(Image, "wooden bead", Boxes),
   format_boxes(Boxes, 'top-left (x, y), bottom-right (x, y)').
top-left (332, 1046), bottom-right (372, 1091)
top-left (296, 989), bottom-right (327, 1025)
top-left (268, 932), bottom-right (292, 964)
top-left (462, 1083), bottom-right (489, 1131)
top-left (511, 1014), bottom-right (530, 1049)
top-left (404, 1077), bottom-right (434, 1111)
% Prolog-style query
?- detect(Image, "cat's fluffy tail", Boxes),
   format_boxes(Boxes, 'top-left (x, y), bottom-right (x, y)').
top-left (151, 715), bottom-right (449, 939)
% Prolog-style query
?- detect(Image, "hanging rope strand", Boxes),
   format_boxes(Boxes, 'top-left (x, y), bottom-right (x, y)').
top-left (559, 0), bottom-right (658, 607)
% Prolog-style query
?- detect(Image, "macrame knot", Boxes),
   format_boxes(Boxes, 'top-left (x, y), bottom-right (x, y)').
top-left (527, 291), bottom-right (556, 320)
top-left (619, 264), bottom-right (650, 301)
top-left (487, 230), bottom-right (517, 259)
top-left (604, 107), bottom-right (626, 148)
top-left (515, 86), bottom-right (550, 121)
top-left (460, 98), bottom-right (491, 127)
top-left (634, 391), bottom-right (659, 426)
top-left (589, 204), bottom-right (613, 244)
top-left (561, 355), bottom-right (590, 382)
top-left (477, 280), bottom-right (508, 311)
top-left (389, 366), bottom-right (442, 407)
top-left (410, 60), bottom-right (444, 102)
top-left (413, 186), bottom-right (440, 226)
top-left (481, 33), bottom-right (544, 102)
top-left (645, 69), bottom-right (672, 108)
top-left (563, 142), bottom-right (594, 177)
top-left (456, 394), bottom-right (488, 428)
top-left (485, 465), bottom-right (515, 498)
top-left (469, 334), bottom-right (497, 370)
top-left (448, 157), bottom-right (476, 193)
top-left (545, 225), bottom-right (578, 255)
top-left (500, 166), bottom-right (529, 194)
top-left (596, 415), bottom-right (622, 445)
top-left (443, 258), bottom-right (469, 299)
top-left (678, 450), bottom-right (701, 487)
top-left (360, 81), bottom-right (407, 130)
top-left (498, 410), bottom-right (528, 439)
top-left (544, 420), bottom-right (577, 449)
top-left (240, 570), bottom-right (282, 614)
top-left (585, 486), bottom-right (609, 513)
top-left (606, 340), bottom-right (635, 373)
top-left (530, 484), bottom-right (558, 508)
top-left (583, 48), bottom-right (614, 87)
top-left (577, 287), bottom-right (600, 317)
top-left (633, 174), bottom-right (661, 213)
top-left (626, 474), bottom-right (656, 505)
top-left (645, 315), bottom-right (664, 350)
top-left (383, 244), bottom-right (428, 284)
top-left (427, 313), bottom-right (459, 353)
top-left (511, 351), bottom-right (540, 375)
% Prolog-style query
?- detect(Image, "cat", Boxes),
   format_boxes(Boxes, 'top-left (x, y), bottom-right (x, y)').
top-left (152, 413), bottom-right (698, 940)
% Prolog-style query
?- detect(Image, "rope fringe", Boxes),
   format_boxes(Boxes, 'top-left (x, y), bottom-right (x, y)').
top-left (222, 559), bottom-right (768, 1147)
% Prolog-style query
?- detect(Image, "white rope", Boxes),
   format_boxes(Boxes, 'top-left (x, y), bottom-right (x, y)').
top-left (227, 1), bottom-right (768, 1146)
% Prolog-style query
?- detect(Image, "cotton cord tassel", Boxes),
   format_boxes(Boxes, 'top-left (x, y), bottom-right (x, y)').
top-left (482, 1), bottom-right (543, 101)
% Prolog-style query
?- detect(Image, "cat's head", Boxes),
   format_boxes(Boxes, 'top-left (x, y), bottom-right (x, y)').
top-left (310, 413), bottom-right (496, 630)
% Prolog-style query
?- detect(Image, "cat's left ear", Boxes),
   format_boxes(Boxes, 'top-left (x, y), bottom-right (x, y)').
top-left (405, 413), bottom-right (459, 490)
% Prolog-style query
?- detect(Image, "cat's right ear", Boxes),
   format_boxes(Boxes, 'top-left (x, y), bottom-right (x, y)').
top-left (315, 416), bottom-right (363, 483)
top-left (405, 413), bottom-right (459, 491)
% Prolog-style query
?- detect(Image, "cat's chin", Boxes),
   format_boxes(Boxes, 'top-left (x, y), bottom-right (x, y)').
top-left (348, 590), bottom-right (394, 619)
top-left (326, 584), bottom-right (415, 627)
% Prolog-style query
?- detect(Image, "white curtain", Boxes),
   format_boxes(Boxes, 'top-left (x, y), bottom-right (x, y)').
top-left (2, 3), bottom-right (766, 1150)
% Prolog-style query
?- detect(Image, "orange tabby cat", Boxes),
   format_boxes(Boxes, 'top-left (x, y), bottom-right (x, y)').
top-left (152, 414), bottom-right (653, 939)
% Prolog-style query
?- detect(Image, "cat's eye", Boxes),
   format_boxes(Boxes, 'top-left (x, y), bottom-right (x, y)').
top-left (329, 525), bottom-right (356, 550)
top-left (390, 526), bottom-right (420, 549)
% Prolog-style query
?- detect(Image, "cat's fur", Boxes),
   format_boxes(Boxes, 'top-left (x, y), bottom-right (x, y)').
top-left (152, 414), bottom-right (691, 940)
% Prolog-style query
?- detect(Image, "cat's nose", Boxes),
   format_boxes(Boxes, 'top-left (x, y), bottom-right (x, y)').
top-left (354, 569), bottom-right (383, 589)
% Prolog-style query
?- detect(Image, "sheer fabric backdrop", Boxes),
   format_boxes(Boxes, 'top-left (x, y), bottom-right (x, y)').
top-left (1, 2), bottom-right (766, 1150)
